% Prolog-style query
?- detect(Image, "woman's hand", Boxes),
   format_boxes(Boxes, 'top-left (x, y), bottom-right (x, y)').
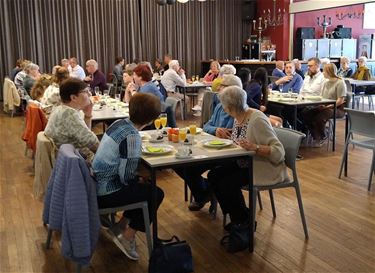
top-left (238, 139), bottom-right (256, 151)
top-left (83, 101), bottom-right (93, 118)
top-left (215, 128), bottom-right (232, 139)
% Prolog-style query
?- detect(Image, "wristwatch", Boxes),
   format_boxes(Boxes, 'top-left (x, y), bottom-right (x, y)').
top-left (255, 144), bottom-right (260, 153)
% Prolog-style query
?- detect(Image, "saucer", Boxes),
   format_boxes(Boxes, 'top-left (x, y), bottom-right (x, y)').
top-left (149, 138), bottom-right (164, 143)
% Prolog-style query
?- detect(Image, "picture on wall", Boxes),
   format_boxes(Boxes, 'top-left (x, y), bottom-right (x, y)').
top-left (358, 34), bottom-right (372, 58)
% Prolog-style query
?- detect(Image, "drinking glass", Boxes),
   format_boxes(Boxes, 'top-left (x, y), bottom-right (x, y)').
top-left (160, 113), bottom-right (167, 129)
top-left (179, 128), bottom-right (187, 145)
top-left (103, 89), bottom-right (109, 98)
top-left (279, 84), bottom-right (283, 93)
top-left (94, 86), bottom-right (100, 96)
top-left (189, 124), bottom-right (197, 144)
top-left (195, 75), bottom-right (200, 82)
top-left (154, 118), bottom-right (161, 133)
top-left (115, 93), bottom-right (121, 101)
top-left (191, 76), bottom-right (195, 82)
top-left (288, 88), bottom-right (293, 98)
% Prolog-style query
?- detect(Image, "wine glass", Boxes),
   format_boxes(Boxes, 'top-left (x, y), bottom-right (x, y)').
top-left (279, 84), bottom-right (283, 93)
top-left (195, 75), bottom-right (199, 82)
top-left (191, 76), bottom-right (195, 82)
top-left (189, 124), bottom-right (197, 144)
top-left (160, 113), bottom-right (167, 130)
top-left (154, 118), bottom-right (161, 133)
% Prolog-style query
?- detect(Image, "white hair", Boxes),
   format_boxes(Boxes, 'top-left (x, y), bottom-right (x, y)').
top-left (219, 86), bottom-right (248, 113)
top-left (169, 60), bottom-right (179, 70)
top-left (86, 59), bottom-right (98, 69)
top-left (320, 58), bottom-right (330, 65)
top-left (358, 56), bottom-right (367, 63)
top-left (221, 75), bottom-right (242, 88)
top-left (219, 64), bottom-right (236, 76)
top-left (25, 63), bottom-right (39, 74)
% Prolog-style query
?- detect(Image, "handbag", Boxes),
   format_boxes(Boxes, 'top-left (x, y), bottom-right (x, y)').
top-left (149, 236), bottom-right (194, 273)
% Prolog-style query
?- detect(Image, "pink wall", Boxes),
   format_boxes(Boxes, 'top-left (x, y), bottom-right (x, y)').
top-left (294, 4), bottom-right (375, 40)
top-left (256, 0), bottom-right (375, 60)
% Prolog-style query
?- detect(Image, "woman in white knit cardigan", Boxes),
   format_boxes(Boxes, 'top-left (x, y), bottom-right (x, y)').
top-left (208, 86), bottom-right (288, 251)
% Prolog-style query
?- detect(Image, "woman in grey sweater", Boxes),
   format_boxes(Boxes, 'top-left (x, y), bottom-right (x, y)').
top-left (301, 63), bottom-right (346, 146)
top-left (208, 86), bottom-right (288, 252)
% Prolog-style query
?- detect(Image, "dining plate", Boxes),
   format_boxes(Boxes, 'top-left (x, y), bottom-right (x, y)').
top-left (142, 144), bottom-right (174, 155)
top-left (202, 139), bottom-right (233, 148)
top-left (149, 138), bottom-right (164, 143)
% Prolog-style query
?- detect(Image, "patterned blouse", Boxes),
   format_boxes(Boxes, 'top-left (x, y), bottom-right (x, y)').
top-left (231, 117), bottom-right (251, 168)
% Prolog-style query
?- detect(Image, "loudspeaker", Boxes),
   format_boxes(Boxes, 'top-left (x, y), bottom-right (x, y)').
top-left (296, 27), bottom-right (315, 39)
top-left (242, 43), bottom-right (250, 59)
top-left (250, 43), bottom-right (260, 59)
top-left (333, 27), bottom-right (352, 39)
top-left (242, 0), bottom-right (257, 21)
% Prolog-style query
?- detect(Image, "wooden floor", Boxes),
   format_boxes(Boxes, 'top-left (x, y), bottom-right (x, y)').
top-left (0, 110), bottom-right (374, 273)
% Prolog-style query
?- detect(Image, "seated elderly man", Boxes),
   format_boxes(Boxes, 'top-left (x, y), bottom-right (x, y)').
top-left (292, 58), bottom-right (305, 79)
top-left (272, 60), bottom-right (286, 78)
top-left (160, 59), bottom-right (188, 102)
top-left (69, 57), bottom-right (86, 80)
top-left (175, 75), bottom-right (239, 211)
top-left (272, 61), bottom-right (303, 93)
top-left (84, 59), bottom-right (108, 95)
top-left (44, 78), bottom-right (99, 160)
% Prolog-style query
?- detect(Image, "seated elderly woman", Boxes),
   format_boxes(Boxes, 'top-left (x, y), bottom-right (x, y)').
top-left (23, 63), bottom-right (41, 96)
top-left (44, 78), bottom-right (99, 159)
top-left (207, 85), bottom-right (288, 252)
top-left (30, 74), bottom-right (53, 105)
top-left (92, 93), bottom-right (164, 261)
top-left (352, 56), bottom-right (372, 81)
top-left (337, 56), bottom-right (353, 78)
top-left (127, 64), bottom-right (177, 127)
top-left (301, 63), bottom-right (347, 147)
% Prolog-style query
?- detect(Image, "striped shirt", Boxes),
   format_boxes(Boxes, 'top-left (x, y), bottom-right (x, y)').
top-left (92, 119), bottom-right (141, 196)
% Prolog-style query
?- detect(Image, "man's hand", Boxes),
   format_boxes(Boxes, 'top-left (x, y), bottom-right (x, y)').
top-left (215, 128), bottom-right (232, 139)
top-left (260, 105), bottom-right (267, 112)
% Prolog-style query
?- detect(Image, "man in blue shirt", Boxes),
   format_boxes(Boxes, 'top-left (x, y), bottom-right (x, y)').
top-left (272, 60), bottom-right (286, 78)
top-left (272, 61), bottom-right (303, 93)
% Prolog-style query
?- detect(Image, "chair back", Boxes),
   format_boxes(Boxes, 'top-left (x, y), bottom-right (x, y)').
top-left (165, 96), bottom-right (178, 112)
top-left (200, 91), bottom-right (216, 127)
top-left (274, 127), bottom-right (305, 171)
top-left (345, 108), bottom-right (375, 138)
top-left (158, 82), bottom-right (168, 101)
top-left (3, 77), bottom-right (21, 112)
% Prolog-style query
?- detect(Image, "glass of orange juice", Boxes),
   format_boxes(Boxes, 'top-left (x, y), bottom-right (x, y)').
top-left (154, 118), bottom-right (161, 133)
top-left (189, 124), bottom-right (197, 144)
top-left (179, 128), bottom-right (187, 145)
top-left (160, 113), bottom-right (167, 129)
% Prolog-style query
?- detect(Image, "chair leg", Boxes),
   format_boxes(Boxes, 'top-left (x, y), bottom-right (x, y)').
top-left (209, 195), bottom-right (218, 219)
top-left (368, 151), bottom-right (375, 191)
top-left (179, 100), bottom-right (184, 120)
top-left (257, 191), bottom-right (263, 210)
top-left (294, 183), bottom-right (309, 239)
top-left (184, 181), bottom-right (188, 202)
top-left (46, 229), bottom-right (53, 249)
top-left (269, 189), bottom-right (276, 218)
top-left (141, 203), bottom-right (153, 257)
top-left (338, 137), bottom-right (350, 179)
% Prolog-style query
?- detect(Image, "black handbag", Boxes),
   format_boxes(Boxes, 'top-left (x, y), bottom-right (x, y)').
top-left (149, 236), bottom-right (194, 273)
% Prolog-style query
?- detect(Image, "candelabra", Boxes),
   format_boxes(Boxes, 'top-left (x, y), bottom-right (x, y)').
top-left (252, 17), bottom-right (267, 43)
top-left (263, 0), bottom-right (286, 27)
top-left (317, 15), bottom-right (332, 39)
top-left (336, 11), bottom-right (363, 20)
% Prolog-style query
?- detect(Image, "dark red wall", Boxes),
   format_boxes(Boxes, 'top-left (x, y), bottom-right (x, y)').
top-left (256, 0), bottom-right (290, 60)
top-left (256, 0), bottom-right (375, 60)
top-left (294, 4), bottom-right (375, 40)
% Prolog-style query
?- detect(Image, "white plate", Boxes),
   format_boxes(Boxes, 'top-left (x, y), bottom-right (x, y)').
top-left (149, 138), bottom-right (164, 143)
top-left (142, 144), bottom-right (174, 155)
top-left (202, 139), bottom-right (233, 148)
top-left (175, 154), bottom-right (193, 159)
top-left (186, 127), bottom-right (203, 134)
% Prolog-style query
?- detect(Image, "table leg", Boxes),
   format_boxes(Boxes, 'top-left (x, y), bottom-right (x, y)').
top-left (293, 106), bottom-right (298, 130)
top-left (344, 115), bottom-right (348, 176)
top-left (351, 84), bottom-right (355, 109)
top-left (332, 102), bottom-right (336, 152)
top-left (150, 168), bottom-right (158, 243)
top-left (183, 87), bottom-right (187, 120)
top-left (248, 156), bottom-right (254, 252)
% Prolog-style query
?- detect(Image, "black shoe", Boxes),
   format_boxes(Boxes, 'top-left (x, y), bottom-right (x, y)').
top-left (224, 221), bottom-right (257, 232)
top-left (188, 200), bottom-right (208, 211)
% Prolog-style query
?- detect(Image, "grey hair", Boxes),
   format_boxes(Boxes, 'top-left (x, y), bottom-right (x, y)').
top-left (25, 63), bottom-right (39, 74)
top-left (61, 59), bottom-right (69, 65)
top-left (219, 64), bottom-right (236, 76)
top-left (358, 56), bottom-right (367, 63)
top-left (169, 60), bottom-right (179, 70)
top-left (219, 86), bottom-right (248, 114)
top-left (86, 59), bottom-right (98, 69)
top-left (340, 56), bottom-right (350, 64)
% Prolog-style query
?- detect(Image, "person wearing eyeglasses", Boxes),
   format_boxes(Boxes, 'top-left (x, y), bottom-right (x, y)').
top-left (44, 78), bottom-right (99, 160)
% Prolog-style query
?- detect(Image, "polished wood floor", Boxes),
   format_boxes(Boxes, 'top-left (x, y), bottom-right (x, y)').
top-left (0, 110), bottom-right (374, 273)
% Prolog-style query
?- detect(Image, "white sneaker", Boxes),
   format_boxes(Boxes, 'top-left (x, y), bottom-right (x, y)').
top-left (112, 234), bottom-right (139, 261)
top-left (192, 105), bottom-right (202, 111)
top-left (193, 111), bottom-right (201, 117)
